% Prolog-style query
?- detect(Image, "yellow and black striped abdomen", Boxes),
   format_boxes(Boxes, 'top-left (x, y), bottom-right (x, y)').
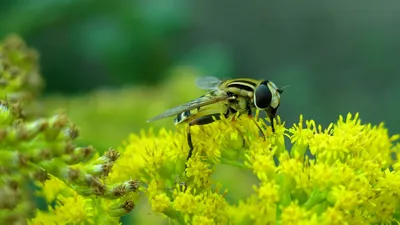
top-left (174, 102), bottom-right (229, 125)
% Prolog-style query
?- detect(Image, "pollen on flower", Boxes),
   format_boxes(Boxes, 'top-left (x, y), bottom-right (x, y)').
top-left (245, 141), bottom-right (276, 181)
top-left (36, 175), bottom-right (70, 203)
top-left (54, 195), bottom-right (95, 223)
top-left (320, 207), bottom-right (346, 225)
top-left (288, 115), bottom-right (315, 158)
top-left (309, 113), bottom-right (384, 164)
top-left (256, 180), bottom-right (280, 204)
top-left (189, 116), bottom-right (250, 163)
top-left (280, 202), bottom-right (310, 224)
top-left (372, 193), bottom-right (398, 223)
top-left (327, 185), bottom-right (360, 211)
top-left (289, 114), bottom-right (315, 146)
top-left (108, 127), bottom-right (186, 184)
top-left (377, 169), bottom-right (400, 196)
top-left (279, 154), bottom-right (310, 191)
top-left (172, 190), bottom-right (198, 215)
top-left (192, 215), bottom-right (214, 225)
top-left (29, 190), bottom-right (95, 225)
top-left (185, 157), bottom-right (212, 188)
top-left (106, 135), bottom-right (146, 184)
top-left (228, 197), bottom-right (277, 224)
top-left (145, 179), bottom-right (160, 198)
top-left (309, 163), bottom-right (356, 190)
top-left (151, 193), bottom-right (171, 213)
top-left (197, 191), bottom-right (229, 224)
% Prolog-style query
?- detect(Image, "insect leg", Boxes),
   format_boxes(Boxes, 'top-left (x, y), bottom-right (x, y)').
top-left (186, 113), bottom-right (222, 164)
top-left (230, 121), bottom-right (246, 148)
top-left (247, 109), bottom-right (266, 140)
top-left (252, 119), bottom-right (266, 140)
top-left (186, 125), bottom-right (194, 160)
top-left (266, 107), bottom-right (278, 132)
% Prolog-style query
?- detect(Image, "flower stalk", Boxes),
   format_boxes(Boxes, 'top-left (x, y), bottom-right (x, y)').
top-left (0, 35), bottom-right (138, 224)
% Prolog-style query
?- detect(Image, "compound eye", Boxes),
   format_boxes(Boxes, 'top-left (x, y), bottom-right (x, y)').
top-left (254, 84), bottom-right (272, 108)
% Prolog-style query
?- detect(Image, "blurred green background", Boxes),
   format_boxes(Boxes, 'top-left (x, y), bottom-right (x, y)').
top-left (1, 0), bottom-right (399, 138)
top-left (1, 0), bottom-right (399, 222)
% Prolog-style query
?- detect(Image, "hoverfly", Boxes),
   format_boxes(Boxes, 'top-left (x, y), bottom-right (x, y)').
top-left (147, 76), bottom-right (283, 164)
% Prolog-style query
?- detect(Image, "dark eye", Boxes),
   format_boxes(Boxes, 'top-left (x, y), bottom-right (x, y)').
top-left (254, 84), bottom-right (272, 108)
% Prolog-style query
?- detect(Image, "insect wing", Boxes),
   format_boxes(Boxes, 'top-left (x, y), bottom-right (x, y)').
top-left (195, 76), bottom-right (222, 90)
top-left (147, 91), bottom-right (232, 122)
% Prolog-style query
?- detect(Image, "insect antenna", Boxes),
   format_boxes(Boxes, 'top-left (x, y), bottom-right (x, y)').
top-left (277, 85), bottom-right (290, 94)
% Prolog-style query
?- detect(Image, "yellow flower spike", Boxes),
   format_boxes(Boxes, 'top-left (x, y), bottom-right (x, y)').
top-left (151, 193), bottom-right (171, 214)
top-left (278, 153), bottom-right (311, 192)
top-left (309, 163), bottom-right (335, 191)
top-left (35, 175), bottom-right (72, 203)
top-left (289, 115), bottom-right (315, 159)
top-left (372, 193), bottom-right (398, 223)
top-left (185, 156), bottom-right (212, 188)
top-left (280, 202), bottom-right (312, 225)
top-left (310, 162), bottom-right (360, 191)
top-left (327, 185), bottom-right (360, 212)
top-left (255, 180), bottom-right (280, 204)
top-left (172, 189), bottom-right (198, 222)
top-left (192, 215), bottom-right (214, 225)
top-left (107, 135), bottom-right (146, 184)
top-left (196, 191), bottom-right (229, 224)
top-left (308, 112), bottom-right (386, 164)
top-left (50, 193), bottom-right (95, 224)
top-left (264, 115), bottom-right (287, 157)
top-left (377, 169), bottom-right (400, 196)
top-left (393, 158), bottom-right (400, 172)
top-left (320, 207), bottom-right (346, 225)
top-left (245, 142), bottom-right (276, 181)
top-left (229, 196), bottom-right (277, 225)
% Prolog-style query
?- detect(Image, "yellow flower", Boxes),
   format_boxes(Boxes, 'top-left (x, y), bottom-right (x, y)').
top-left (327, 185), bottom-right (360, 211)
top-left (255, 180), bottom-right (280, 204)
top-left (280, 202), bottom-right (312, 225)
top-left (185, 157), bottom-right (212, 188)
top-left (372, 193), bottom-right (398, 223)
top-left (229, 196), bottom-right (277, 225)
top-left (192, 215), bottom-right (214, 225)
top-left (245, 140), bottom-right (276, 181)
top-left (106, 112), bottom-right (399, 224)
top-left (30, 189), bottom-right (96, 224)
top-left (196, 190), bottom-right (229, 224)
top-left (289, 115), bottom-right (316, 159)
top-left (172, 189), bottom-right (198, 216)
top-left (320, 207), bottom-right (346, 225)
top-left (289, 114), bottom-right (316, 144)
top-left (151, 193), bottom-right (171, 213)
top-left (279, 153), bottom-right (310, 191)
top-left (36, 175), bottom-right (71, 203)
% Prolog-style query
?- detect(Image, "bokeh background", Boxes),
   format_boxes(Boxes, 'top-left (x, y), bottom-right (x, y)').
top-left (1, 0), bottom-right (399, 223)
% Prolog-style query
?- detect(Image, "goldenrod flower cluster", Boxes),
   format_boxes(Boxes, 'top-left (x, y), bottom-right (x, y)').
top-left (0, 35), bottom-right (138, 224)
top-left (111, 113), bottom-right (399, 224)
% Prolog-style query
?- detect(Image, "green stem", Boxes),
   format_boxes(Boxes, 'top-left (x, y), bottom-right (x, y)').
top-left (303, 189), bottom-right (327, 210)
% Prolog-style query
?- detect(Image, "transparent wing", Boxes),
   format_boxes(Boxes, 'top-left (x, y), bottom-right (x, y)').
top-left (147, 90), bottom-right (232, 122)
top-left (195, 76), bottom-right (222, 90)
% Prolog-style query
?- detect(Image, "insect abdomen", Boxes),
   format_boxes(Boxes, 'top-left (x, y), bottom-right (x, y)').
top-left (174, 110), bottom-right (192, 125)
top-left (174, 103), bottom-right (230, 125)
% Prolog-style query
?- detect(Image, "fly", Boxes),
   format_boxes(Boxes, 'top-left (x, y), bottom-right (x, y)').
top-left (147, 77), bottom-right (284, 167)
